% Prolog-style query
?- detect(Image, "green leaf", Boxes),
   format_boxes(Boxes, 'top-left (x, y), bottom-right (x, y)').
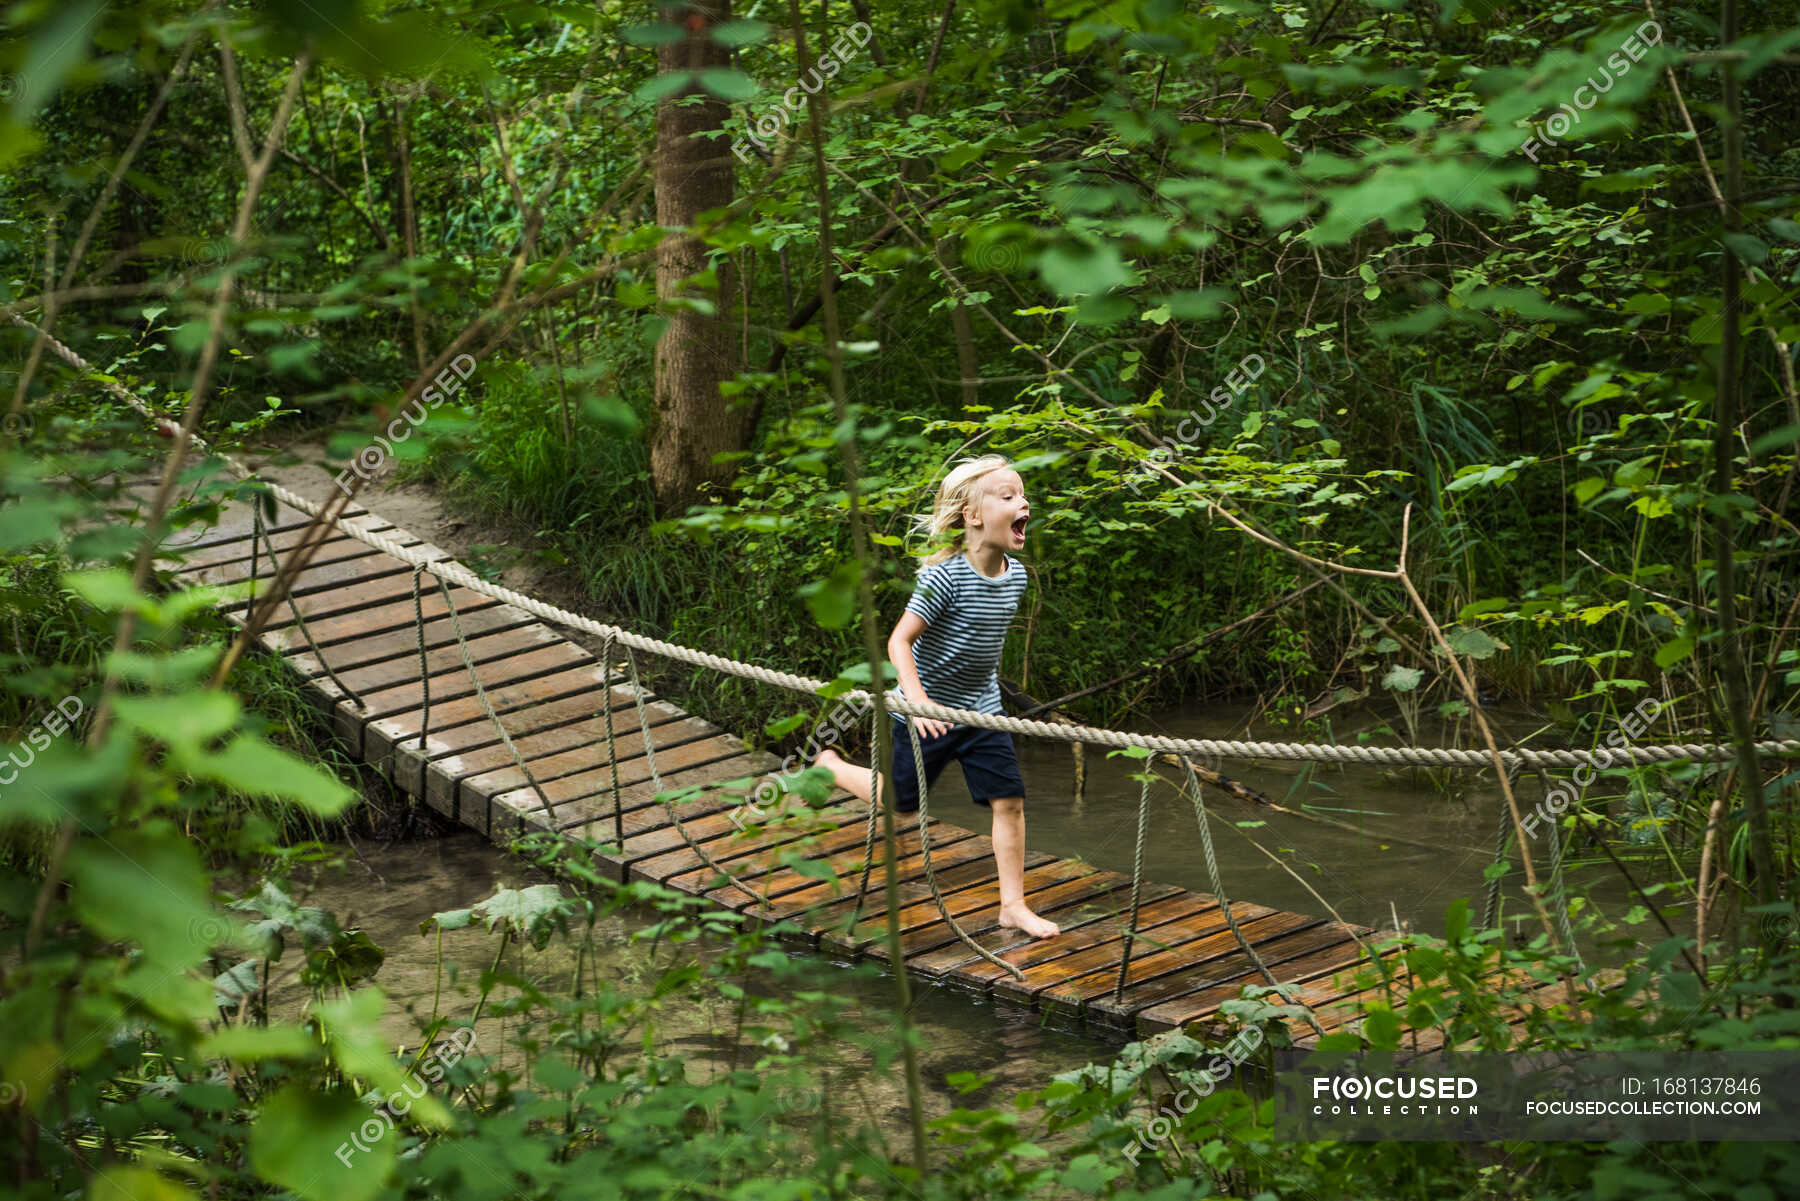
top-left (1572, 476), bottom-right (1607, 504)
top-left (1654, 635), bottom-right (1694, 669)
top-left (198, 1025), bottom-right (320, 1063)
top-left (111, 690), bottom-right (240, 751)
top-left (708, 19), bottom-right (771, 46)
top-left (695, 68), bottom-right (756, 101)
top-left (799, 560), bottom-right (862, 629)
top-left (620, 21), bottom-right (687, 46)
top-left (175, 735), bottom-right (355, 815)
top-left (790, 857), bottom-right (841, 884)
top-left (764, 711), bottom-right (809, 738)
top-left (63, 568), bottom-right (159, 618)
top-left (421, 908), bottom-right (474, 935)
top-left (1381, 665), bottom-right (1423, 693)
top-left (68, 822), bottom-right (217, 976)
top-left (1038, 239), bottom-right (1134, 297)
top-left (90, 1167), bottom-right (197, 1201)
top-left (0, 495), bottom-right (83, 550)
top-left (315, 989), bottom-right (452, 1129)
top-left (251, 1086), bottom-right (395, 1201)
top-left (1722, 232), bottom-right (1769, 265)
top-left (102, 644), bottom-right (224, 688)
top-left (1444, 897), bottom-right (1470, 942)
top-left (633, 70), bottom-right (695, 103)
top-left (474, 883), bottom-right (569, 943)
top-left (1446, 628), bottom-right (1506, 660)
top-left (213, 959), bottom-right (262, 1009)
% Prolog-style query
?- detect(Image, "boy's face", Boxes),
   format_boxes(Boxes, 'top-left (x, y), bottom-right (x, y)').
top-left (964, 468), bottom-right (1029, 551)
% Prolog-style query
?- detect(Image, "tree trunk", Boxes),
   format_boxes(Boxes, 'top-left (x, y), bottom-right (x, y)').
top-left (651, 2), bottom-right (740, 515)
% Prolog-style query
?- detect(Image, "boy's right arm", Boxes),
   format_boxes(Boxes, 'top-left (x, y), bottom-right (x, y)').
top-left (888, 612), bottom-right (951, 739)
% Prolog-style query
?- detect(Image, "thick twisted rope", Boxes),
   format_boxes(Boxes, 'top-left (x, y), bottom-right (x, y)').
top-left (1546, 792), bottom-right (1583, 973)
top-left (1178, 756), bottom-right (1327, 1037)
top-left (598, 633), bottom-right (622, 852)
top-left (251, 500), bottom-right (366, 711)
top-left (1482, 764), bottom-right (1522, 929)
top-left (620, 644), bottom-right (757, 903)
top-left (902, 715), bottom-right (1027, 982)
top-left (411, 566), bottom-right (431, 801)
top-left (850, 703), bottom-right (882, 925)
top-left (435, 574), bottom-right (559, 825)
top-left (1112, 771), bottom-right (1152, 1004)
top-left (27, 314), bottom-right (1800, 773)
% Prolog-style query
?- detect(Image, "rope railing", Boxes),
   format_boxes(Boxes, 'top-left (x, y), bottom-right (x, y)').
top-left (22, 315), bottom-right (1800, 1033)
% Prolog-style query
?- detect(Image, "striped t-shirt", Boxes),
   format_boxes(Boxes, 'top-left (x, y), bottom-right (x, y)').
top-left (901, 553), bottom-right (1027, 714)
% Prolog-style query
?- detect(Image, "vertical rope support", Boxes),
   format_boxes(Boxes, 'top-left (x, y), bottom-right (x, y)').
top-left (433, 573), bottom-right (559, 824)
top-left (850, 705), bottom-right (882, 927)
top-left (411, 566), bottom-right (431, 800)
top-left (622, 645), bottom-right (756, 902)
top-left (254, 498), bottom-right (367, 710)
top-left (1178, 756), bottom-right (1326, 1036)
top-left (1482, 763), bottom-right (1524, 929)
top-left (905, 716), bottom-right (1024, 982)
top-left (598, 633), bottom-right (622, 853)
top-left (248, 502), bottom-right (262, 606)
top-left (1111, 771), bottom-right (1152, 1004)
top-left (1533, 767), bottom-right (1586, 973)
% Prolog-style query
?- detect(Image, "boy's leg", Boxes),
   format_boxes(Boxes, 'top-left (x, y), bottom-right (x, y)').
top-left (990, 798), bottom-right (1059, 938)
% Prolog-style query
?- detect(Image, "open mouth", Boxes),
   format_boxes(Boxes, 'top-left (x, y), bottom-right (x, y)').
top-left (1011, 514), bottom-right (1028, 541)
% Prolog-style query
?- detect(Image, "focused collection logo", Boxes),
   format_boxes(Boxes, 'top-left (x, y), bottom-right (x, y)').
top-left (1311, 1071), bottom-right (1480, 1119)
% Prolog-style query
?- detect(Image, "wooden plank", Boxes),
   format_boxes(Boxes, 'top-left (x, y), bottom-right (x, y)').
top-left (979, 897), bottom-right (1262, 1006)
top-left (163, 524), bottom-right (410, 575)
top-left (528, 776), bottom-right (815, 881)
top-left (304, 622), bottom-right (572, 699)
top-left (863, 867), bottom-right (1147, 967)
top-left (909, 882), bottom-right (1186, 978)
top-left (417, 686), bottom-right (685, 815)
top-left (458, 710), bottom-right (728, 802)
top-left (265, 589), bottom-right (523, 655)
top-left (281, 606), bottom-right (547, 677)
top-left (352, 647), bottom-right (605, 752)
top-left (152, 502), bottom-right (374, 551)
top-left (1091, 920), bottom-right (1360, 1029)
top-left (810, 850), bottom-right (1066, 955)
top-left (1133, 927), bottom-right (1377, 1033)
top-left (951, 890), bottom-right (1220, 1002)
top-left (217, 561), bottom-right (464, 629)
top-left (478, 745), bottom-right (761, 842)
top-left (200, 548), bottom-right (436, 609)
top-left (1037, 911), bottom-right (1321, 1020)
top-left (696, 825), bottom-right (972, 916)
top-left (494, 736), bottom-right (760, 822)
top-left (658, 818), bottom-right (961, 904)
top-left (490, 731), bottom-right (767, 821)
top-left (611, 797), bottom-right (865, 869)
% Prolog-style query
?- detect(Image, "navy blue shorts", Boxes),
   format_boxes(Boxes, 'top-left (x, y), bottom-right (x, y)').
top-left (886, 718), bottom-right (1026, 814)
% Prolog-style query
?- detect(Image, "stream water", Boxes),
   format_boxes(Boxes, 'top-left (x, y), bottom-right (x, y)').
top-left (297, 831), bottom-right (1110, 1136)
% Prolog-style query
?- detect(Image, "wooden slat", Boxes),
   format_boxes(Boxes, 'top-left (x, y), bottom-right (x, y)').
top-left (1133, 926), bottom-right (1376, 1032)
top-left (1089, 920), bottom-right (1358, 1028)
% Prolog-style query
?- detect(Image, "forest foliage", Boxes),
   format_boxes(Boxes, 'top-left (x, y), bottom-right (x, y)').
top-left (3, 1), bottom-right (1800, 1198)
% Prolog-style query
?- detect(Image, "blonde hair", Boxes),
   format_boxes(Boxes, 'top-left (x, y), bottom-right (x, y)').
top-left (915, 454), bottom-right (1013, 568)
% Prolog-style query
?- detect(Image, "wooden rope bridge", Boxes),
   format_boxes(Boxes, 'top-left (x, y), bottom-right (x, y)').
top-left (145, 479), bottom-right (1571, 1048)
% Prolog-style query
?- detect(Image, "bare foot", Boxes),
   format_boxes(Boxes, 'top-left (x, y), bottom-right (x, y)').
top-left (815, 748), bottom-right (844, 769)
top-left (998, 904), bottom-right (1060, 939)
